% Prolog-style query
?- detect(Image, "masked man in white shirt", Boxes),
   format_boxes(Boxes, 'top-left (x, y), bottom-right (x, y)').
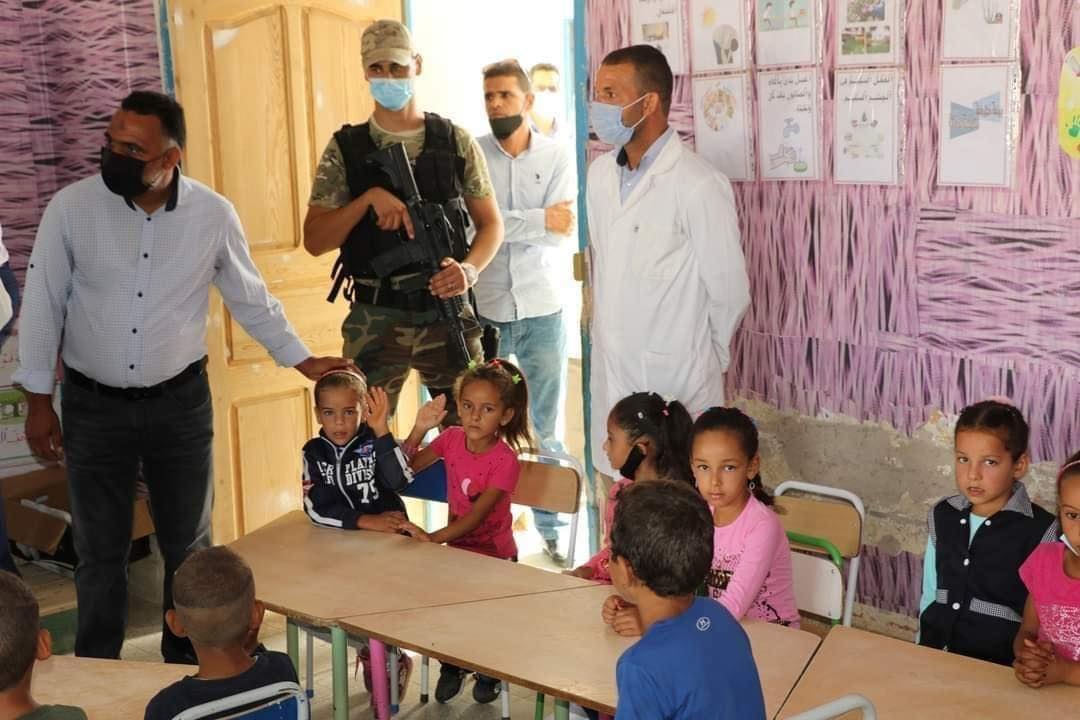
top-left (15, 91), bottom-right (355, 663)
top-left (475, 60), bottom-right (576, 563)
top-left (585, 45), bottom-right (750, 519)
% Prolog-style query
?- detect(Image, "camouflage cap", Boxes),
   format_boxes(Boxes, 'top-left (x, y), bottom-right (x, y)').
top-left (362, 19), bottom-right (415, 67)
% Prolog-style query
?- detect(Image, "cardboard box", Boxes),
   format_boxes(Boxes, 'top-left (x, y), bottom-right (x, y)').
top-left (2, 465), bottom-right (155, 555)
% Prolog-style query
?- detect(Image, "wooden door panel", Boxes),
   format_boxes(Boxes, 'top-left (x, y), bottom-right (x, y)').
top-left (170, 0), bottom-right (402, 542)
top-left (206, 7), bottom-right (298, 253)
top-left (303, 9), bottom-right (373, 172)
top-left (233, 389), bottom-right (311, 533)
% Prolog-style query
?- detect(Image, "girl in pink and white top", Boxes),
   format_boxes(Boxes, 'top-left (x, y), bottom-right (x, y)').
top-left (407, 358), bottom-right (532, 560)
top-left (1014, 450), bottom-right (1080, 688)
top-left (406, 358), bottom-right (533, 702)
top-left (691, 407), bottom-right (799, 627)
top-left (567, 392), bottom-right (693, 583)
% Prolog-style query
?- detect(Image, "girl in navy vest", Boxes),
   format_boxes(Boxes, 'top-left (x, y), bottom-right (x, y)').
top-left (919, 400), bottom-right (1058, 665)
top-left (1013, 450), bottom-right (1080, 688)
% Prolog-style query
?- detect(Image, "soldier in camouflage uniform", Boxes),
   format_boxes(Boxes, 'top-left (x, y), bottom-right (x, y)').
top-left (304, 20), bottom-right (503, 424)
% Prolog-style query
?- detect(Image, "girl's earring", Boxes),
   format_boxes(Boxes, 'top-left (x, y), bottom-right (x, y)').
top-left (748, 480), bottom-right (757, 491)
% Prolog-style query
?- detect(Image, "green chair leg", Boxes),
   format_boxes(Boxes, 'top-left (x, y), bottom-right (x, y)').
top-left (286, 618), bottom-right (299, 675)
top-left (331, 626), bottom-right (349, 720)
top-left (534, 692), bottom-right (545, 720)
top-left (554, 698), bottom-right (570, 720)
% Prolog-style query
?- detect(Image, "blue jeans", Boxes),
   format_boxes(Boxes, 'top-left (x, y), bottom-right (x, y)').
top-left (0, 262), bottom-right (21, 575)
top-left (481, 311), bottom-right (567, 542)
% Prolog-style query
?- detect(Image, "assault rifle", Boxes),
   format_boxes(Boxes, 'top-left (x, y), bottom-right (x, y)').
top-left (367, 142), bottom-right (477, 365)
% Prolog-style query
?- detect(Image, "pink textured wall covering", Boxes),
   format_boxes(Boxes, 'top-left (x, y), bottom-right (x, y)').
top-left (588, 0), bottom-right (1079, 615)
top-left (0, 0), bottom-right (163, 280)
top-left (587, 0), bottom-right (1079, 464)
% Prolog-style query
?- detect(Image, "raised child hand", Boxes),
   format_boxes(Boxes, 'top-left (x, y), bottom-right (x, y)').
top-left (366, 387), bottom-right (391, 436)
top-left (414, 394), bottom-right (448, 434)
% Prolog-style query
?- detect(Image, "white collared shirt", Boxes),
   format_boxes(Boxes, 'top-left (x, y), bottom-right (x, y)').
top-left (473, 131), bottom-right (576, 322)
top-left (15, 172), bottom-right (310, 393)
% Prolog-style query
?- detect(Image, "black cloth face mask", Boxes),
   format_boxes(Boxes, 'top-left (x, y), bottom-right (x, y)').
top-left (489, 114), bottom-right (524, 139)
top-left (100, 146), bottom-right (160, 199)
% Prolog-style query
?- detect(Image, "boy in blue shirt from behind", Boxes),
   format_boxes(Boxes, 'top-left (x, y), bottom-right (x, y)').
top-left (602, 481), bottom-right (766, 720)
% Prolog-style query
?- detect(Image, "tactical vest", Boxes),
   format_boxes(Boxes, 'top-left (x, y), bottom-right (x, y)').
top-left (329, 112), bottom-right (469, 304)
top-left (919, 490), bottom-right (1055, 666)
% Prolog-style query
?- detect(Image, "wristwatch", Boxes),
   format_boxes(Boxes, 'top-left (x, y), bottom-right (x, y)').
top-left (461, 261), bottom-right (479, 288)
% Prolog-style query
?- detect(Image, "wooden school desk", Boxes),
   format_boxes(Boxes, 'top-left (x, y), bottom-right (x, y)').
top-left (342, 583), bottom-right (822, 719)
top-left (777, 625), bottom-right (1080, 719)
top-left (229, 511), bottom-right (590, 719)
top-left (32, 655), bottom-right (189, 720)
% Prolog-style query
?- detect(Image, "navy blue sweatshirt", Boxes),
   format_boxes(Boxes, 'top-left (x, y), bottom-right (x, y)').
top-left (301, 426), bottom-right (413, 529)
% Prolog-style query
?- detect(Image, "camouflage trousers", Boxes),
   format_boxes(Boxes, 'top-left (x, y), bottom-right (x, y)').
top-left (342, 302), bottom-right (483, 425)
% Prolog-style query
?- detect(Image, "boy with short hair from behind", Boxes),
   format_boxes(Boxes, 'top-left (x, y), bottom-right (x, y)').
top-left (602, 481), bottom-right (766, 719)
top-left (144, 547), bottom-right (298, 720)
top-left (0, 571), bottom-right (86, 720)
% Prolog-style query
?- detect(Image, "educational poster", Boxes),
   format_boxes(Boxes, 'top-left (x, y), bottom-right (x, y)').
top-left (692, 73), bottom-right (754, 180)
top-left (836, 0), bottom-right (902, 66)
top-left (1059, 47), bottom-right (1080, 159)
top-left (757, 69), bottom-right (821, 180)
top-left (938, 63), bottom-right (1017, 187)
top-left (755, 0), bottom-right (818, 67)
top-left (834, 68), bottom-right (902, 184)
top-left (689, 0), bottom-right (749, 73)
top-left (630, 0), bottom-right (688, 75)
top-left (941, 0), bottom-right (1018, 60)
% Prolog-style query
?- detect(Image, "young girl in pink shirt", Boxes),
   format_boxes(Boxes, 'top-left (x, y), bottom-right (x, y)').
top-left (692, 407), bottom-right (799, 627)
top-left (566, 392), bottom-right (693, 583)
top-left (405, 358), bottom-right (532, 704)
top-left (1014, 450), bottom-right (1080, 688)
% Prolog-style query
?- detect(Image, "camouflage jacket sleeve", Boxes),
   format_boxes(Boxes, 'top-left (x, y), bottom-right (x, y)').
top-left (308, 137), bottom-right (352, 209)
top-left (453, 126), bottom-right (494, 199)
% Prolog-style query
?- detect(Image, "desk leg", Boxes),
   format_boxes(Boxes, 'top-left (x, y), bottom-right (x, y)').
top-left (389, 646), bottom-right (400, 714)
top-left (554, 698), bottom-right (570, 720)
top-left (534, 693), bottom-right (545, 720)
top-left (331, 626), bottom-right (349, 720)
top-left (286, 619), bottom-right (299, 675)
top-left (369, 637), bottom-right (392, 720)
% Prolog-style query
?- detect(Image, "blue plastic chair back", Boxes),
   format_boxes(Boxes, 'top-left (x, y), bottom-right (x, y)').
top-left (401, 458), bottom-right (447, 502)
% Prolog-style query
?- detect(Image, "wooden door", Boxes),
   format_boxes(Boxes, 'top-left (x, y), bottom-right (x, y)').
top-left (169, 0), bottom-right (404, 541)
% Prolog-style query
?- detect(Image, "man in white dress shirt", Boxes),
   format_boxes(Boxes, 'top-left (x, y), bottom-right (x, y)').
top-left (586, 46), bottom-right (750, 519)
top-left (14, 91), bottom-right (354, 663)
top-left (475, 60), bottom-right (576, 563)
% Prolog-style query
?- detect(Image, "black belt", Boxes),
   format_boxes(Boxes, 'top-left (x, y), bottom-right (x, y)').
top-left (350, 283), bottom-right (436, 313)
top-left (63, 358), bottom-right (207, 401)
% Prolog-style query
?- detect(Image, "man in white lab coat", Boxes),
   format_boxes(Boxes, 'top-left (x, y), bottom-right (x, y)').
top-left (585, 45), bottom-right (750, 516)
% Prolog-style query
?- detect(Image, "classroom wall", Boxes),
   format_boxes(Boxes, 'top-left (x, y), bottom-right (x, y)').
top-left (0, 0), bottom-right (164, 280)
top-left (586, 0), bottom-right (1080, 636)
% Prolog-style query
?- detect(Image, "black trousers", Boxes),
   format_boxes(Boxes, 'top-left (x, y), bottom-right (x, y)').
top-left (62, 370), bottom-right (213, 663)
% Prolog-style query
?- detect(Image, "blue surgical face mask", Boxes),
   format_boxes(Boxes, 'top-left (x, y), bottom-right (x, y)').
top-left (589, 94), bottom-right (647, 147)
top-left (370, 78), bottom-right (414, 111)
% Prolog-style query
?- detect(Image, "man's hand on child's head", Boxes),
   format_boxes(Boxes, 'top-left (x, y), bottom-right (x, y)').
top-left (367, 387), bottom-right (391, 436)
top-left (415, 394), bottom-right (448, 433)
